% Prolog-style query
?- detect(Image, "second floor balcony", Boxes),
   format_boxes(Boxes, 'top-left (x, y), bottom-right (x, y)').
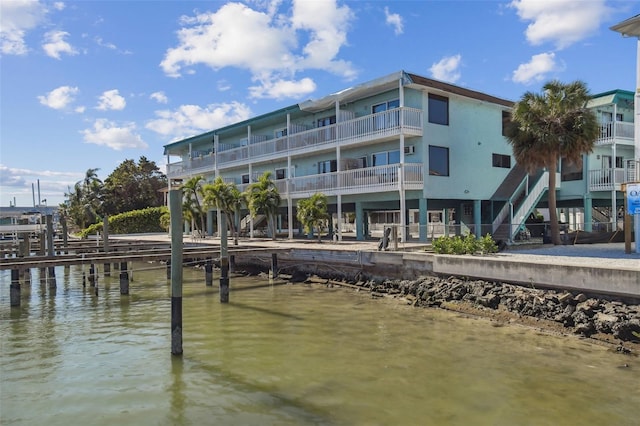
top-left (589, 161), bottom-right (637, 191)
top-left (166, 107), bottom-right (423, 178)
top-left (237, 163), bottom-right (424, 199)
top-left (595, 121), bottom-right (634, 146)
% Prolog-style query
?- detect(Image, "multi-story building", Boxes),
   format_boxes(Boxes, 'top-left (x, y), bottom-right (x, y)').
top-left (163, 70), bottom-right (637, 243)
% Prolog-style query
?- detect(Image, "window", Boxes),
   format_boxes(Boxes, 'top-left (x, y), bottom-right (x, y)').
top-left (317, 116), bottom-right (336, 127)
top-left (428, 145), bottom-right (449, 176)
top-left (317, 160), bottom-right (337, 174)
top-left (275, 168), bottom-right (287, 180)
top-left (616, 113), bottom-right (623, 122)
top-left (428, 94), bottom-right (449, 125)
top-left (492, 153), bottom-right (511, 168)
top-left (241, 174), bottom-right (250, 184)
top-left (275, 128), bottom-right (287, 138)
top-left (372, 150), bottom-right (400, 166)
top-left (502, 111), bottom-right (511, 136)
top-left (463, 204), bottom-right (473, 216)
top-left (372, 99), bottom-right (400, 130)
top-left (561, 158), bottom-right (583, 181)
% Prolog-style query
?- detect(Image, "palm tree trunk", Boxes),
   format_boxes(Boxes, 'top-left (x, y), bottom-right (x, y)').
top-left (547, 159), bottom-right (561, 245)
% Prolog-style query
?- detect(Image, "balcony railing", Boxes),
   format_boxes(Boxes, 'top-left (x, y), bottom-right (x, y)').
top-left (166, 107), bottom-right (423, 177)
top-left (596, 121), bottom-right (634, 145)
top-left (589, 168), bottom-right (629, 191)
top-left (238, 164), bottom-right (423, 198)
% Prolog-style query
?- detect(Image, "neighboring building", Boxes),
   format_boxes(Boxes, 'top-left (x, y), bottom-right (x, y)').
top-left (163, 70), bottom-right (637, 242)
top-left (555, 90), bottom-right (636, 232)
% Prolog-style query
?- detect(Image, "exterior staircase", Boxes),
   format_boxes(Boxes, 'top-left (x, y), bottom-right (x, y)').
top-left (491, 165), bottom-right (550, 243)
top-left (240, 214), bottom-right (266, 233)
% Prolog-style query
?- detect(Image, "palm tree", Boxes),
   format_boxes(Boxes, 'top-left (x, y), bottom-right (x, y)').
top-left (182, 176), bottom-right (206, 235)
top-left (246, 172), bottom-right (281, 240)
top-left (202, 177), bottom-right (245, 245)
top-left (505, 80), bottom-right (599, 245)
top-left (297, 193), bottom-right (329, 242)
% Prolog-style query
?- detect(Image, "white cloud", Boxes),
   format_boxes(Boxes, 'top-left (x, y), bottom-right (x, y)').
top-left (160, 0), bottom-right (356, 99)
top-left (512, 52), bottom-right (561, 84)
top-left (42, 30), bottom-right (78, 59)
top-left (150, 91), bottom-right (168, 104)
top-left (0, 164), bottom-right (82, 187)
top-left (96, 89), bottom-right (126, 111)
top-left (0, 0), bottom-right (48, 55)
top-left (95, 36), bottom-right (116, 50)
top-left (217, 79), bottom-right (231, 92)
top-left (429, 54), bottom-right (462, 83)
top-left (510, 0), bottom-right (611, 49)
top-left (81, 119), bottom-right (148, 151)
top-left (53, 2), bottom-right (65, 11)
top-left (249, 77), bottom-right (316, 100)
top-left (384, 7), bottom-right (403, 35)
top-left (37, 85), bottom-right (79, 110)
top-left (146, 102), bottom-right (252, 140)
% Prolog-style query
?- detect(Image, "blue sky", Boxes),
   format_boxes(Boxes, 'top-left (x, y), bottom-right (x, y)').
top-left (0, 0), bottom-right (637, 207)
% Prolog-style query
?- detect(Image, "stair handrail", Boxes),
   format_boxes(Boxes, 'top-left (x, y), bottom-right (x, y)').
top-left (509, 171), bottom-right (549, 240)
top-left (492, 173), bottom-right (529, 233)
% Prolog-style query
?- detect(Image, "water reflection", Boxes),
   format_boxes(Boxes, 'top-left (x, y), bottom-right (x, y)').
top-left (0, 263), bottom-right (638, 425)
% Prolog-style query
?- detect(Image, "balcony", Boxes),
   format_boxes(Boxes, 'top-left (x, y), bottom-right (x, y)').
top-left (166, 107), bottom-right (423, 177)
top-left (595, 121), bottom-right (634, 146)
top-left (588, 167), bottom-right (636, 191)
top-left (239, 163), bottom-right (423, 199)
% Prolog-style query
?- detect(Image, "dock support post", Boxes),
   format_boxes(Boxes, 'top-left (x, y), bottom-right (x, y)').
top-left (89, 264), bottom-right (96, 287)
top-left (103, 216), bottom-right (110, 277)
top-left (119, 262), bottom-right (129, 295)
top-left (219, 215), bottom-right (229, 303)
top-left (10, 269), bottom-right (20, 306)
top-left (169, 188), bottom-right (183, 356)
top-left (166, 262), bottom-right (171, 280)
top-left (205, 258), bottom-right (213, 287)
top-left (270, 253), bottom-right (278, 281)
top-left (46, 215), bottom-right (56, 289)
top-left (48, 266), bottom-right (56, 289)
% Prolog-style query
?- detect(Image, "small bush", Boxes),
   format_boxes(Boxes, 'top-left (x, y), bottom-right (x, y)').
top-left (431, 233), bottom-right (498, 255)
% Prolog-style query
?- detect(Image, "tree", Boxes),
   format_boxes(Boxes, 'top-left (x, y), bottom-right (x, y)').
top-left (246, 171), bottom-right (281, 240)
top-left (297, 193), bottom-right (329, 242)
top-left (202, 177), bottom-right (245, 245)
top-left (505, 80), bottom-right (599, 245)
top-left (102, 157), bottom-right (167, 215)
top-left (65, 168), bottom-right (103, 229)
top-left (182, 176), bottom-right (206, 234)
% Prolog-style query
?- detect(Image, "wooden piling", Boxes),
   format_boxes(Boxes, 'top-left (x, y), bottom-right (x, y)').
top-left (103, 216), bottom-right (110, 277)
top-left (89, 264), bottom-right (96, 287)
top-left (46, 215), bottom-right (56, 289)
top-left (272, 253), bottom-right (278, 279)
top-left (10, 269), bottom-right (20, 306)
top-left (219, 214), bottom-right (229, 303)
top-left (119, 261), bottom-right (129, 295)
top-left (205, 258), bottom-right (213, 287)
top-left (169, 188), bottom-right (183, 356)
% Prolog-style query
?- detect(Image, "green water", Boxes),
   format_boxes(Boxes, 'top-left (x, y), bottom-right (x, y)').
top-left (1, 263), bottom-right (638, 425)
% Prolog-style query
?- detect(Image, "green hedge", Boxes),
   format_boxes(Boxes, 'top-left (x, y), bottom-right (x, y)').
top-left (431, 233), bottom-right (498, 255)
top-left (78, 207), bottom-right (168, 238)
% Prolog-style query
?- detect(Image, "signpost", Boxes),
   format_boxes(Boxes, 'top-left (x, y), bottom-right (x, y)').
top-left (625, 182), bottom-right (640, 254)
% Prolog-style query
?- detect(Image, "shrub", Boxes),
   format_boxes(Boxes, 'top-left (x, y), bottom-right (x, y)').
top-left (78, 207), bottom-right (168, 238)
top-left (431, 233), bottom-right (498, 255)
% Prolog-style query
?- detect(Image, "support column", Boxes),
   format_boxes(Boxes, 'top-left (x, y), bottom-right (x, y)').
top-left (207, 210), bottom-right (215, 237)
top-left (219, 214), bottom-right (229, 303)
top-left (474, 199), bottom-right (482, 238)
top-left (205, 258), bottom-right (213, 287)
top-left (270, 253), bottom-right (278, 281)
top-left (169, 188), bottom-right (183, 356)
top-left (119, 262), bottom-right (129, 295)
top-left (419, 198), bottom-right (428, 241)
top-left (337, 194), bottom-right (343, 241)
top-left (584, 195), bottom-right (593, 232)
top-left (10, 269), bottom-right (20, 306)
top-left (103, 216), bottom-right (110, 277)
top-left (355, 202), bottom-right (364, 241)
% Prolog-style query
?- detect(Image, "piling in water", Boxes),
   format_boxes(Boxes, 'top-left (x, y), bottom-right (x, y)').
top-left (169, 188), bottom-right (183, 356)
top-left (10, 269), bottom-right (20, 306)
top-left (219, 214), bottom-right (229, 303)
top-left (119, 261), bottom-right (129, 295)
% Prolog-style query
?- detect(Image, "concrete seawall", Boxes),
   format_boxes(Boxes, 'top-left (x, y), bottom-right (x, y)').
top-left (236, 248), bottom-right (640, 299)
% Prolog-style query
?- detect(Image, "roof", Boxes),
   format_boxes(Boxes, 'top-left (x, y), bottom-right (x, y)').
top-left (164, 70), bottom-right (514, 153)
top-left (611, 14), bottom-right (640, 37)
top-left (587, 89), bottom-right (635, 109)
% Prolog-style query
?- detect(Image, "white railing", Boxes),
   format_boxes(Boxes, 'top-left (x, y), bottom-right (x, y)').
top-left (510, 171), bottom-right (549, 240)
top-left (256, 164), bottom-right (424, 197)
top-left (588, 168), bottom-right (627, 191)
top-left (166, 107), bottom-right (423, 177)
top-left (596, 121), bottom-right (634, 145)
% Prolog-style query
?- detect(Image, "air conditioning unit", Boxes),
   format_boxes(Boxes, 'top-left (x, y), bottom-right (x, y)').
top-left (404, 145), bottom-right (415, 155)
